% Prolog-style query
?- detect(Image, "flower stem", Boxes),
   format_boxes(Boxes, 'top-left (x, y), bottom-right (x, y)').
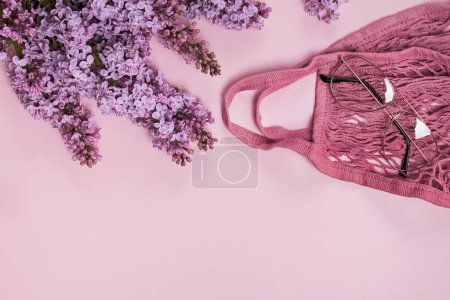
top-left (9, 40), bottom-right (23, 58)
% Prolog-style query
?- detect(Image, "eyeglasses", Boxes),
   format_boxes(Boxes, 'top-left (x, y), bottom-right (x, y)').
top-left (320, 56), bottom-right (440, 177)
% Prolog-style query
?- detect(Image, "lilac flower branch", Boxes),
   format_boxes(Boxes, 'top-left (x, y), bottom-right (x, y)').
top-left (159, 19), bottom-right (221, 76)
top-left (0, 0), bottom-right (270, 167)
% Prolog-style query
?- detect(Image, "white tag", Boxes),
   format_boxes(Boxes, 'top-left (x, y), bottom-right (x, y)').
top-left (384, 78), bottom-right (395, 103)
top-left (415, 118), bottom-right (431, 139)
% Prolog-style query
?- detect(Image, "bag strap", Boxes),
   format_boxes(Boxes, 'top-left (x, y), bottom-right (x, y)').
top-left (223, 59), bottom-right (325, 156)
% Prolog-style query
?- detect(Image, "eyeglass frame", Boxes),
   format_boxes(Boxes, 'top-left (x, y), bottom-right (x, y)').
top-left (319, 55), bottom-right (440, 177)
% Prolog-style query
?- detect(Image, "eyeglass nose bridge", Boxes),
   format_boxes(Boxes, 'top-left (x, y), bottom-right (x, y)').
top-left (385, 102), bottom-right (403, 119)
top-left (388, 111), bottom-right (401, 124)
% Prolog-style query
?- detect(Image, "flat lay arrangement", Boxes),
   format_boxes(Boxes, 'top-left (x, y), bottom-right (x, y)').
top-left (0, 1), bottom-right (448, 204)
top-left (3, 2), bottom-right (450, 300)
top-left (1, 1), bottom-right (449, 205)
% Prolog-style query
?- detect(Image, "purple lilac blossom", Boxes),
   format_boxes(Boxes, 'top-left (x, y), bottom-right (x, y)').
top-left (0, 0), bottom-right (271, 167)
top-left (183, 0), bottom-right (271, 30)
top-left (305, 0), bottom-right (348, 23)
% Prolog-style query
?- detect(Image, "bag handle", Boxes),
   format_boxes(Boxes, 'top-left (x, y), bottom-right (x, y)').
top-left (223, 60), bottom-right (324, 156)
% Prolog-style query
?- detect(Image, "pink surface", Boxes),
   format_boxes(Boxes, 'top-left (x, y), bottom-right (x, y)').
top-left (1, 1), bottom-right (450, 299)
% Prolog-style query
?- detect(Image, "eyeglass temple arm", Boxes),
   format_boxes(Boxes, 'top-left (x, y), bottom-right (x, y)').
top-left (320, 74), bottom-right (411, 176)
top-left (393, 118), bottom-right (410, 177)
top-left (320, 74), bottom-right (382, 105)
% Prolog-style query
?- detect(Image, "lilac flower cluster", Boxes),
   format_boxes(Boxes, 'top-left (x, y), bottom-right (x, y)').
top-left (184, 0), bottom-right (271, 30)
top-left (0, 0), bottom-right (271, 167)
top-left (305, 0), bottom-right (348, 23)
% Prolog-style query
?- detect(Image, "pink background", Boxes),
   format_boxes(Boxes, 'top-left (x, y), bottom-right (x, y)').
top-left (1, 1), bottom-right (450, 299)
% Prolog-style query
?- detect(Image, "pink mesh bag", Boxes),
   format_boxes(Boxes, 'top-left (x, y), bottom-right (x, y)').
top-left (223, 3), bottom-right (450, 207)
